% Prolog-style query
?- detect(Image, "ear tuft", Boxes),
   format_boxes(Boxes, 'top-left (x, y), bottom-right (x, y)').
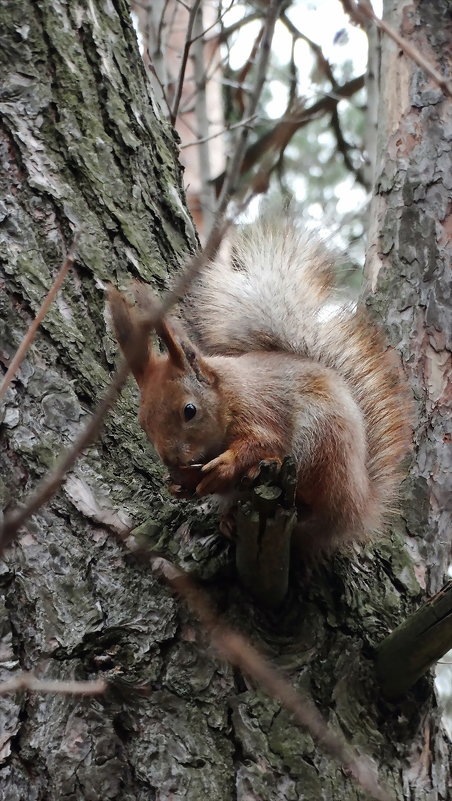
top-left (128, 282), bottom-right (201, 375)
top-left (108, 285), bottom-right (153, 386)
top-left (181, 342), bottom-right (197, 364)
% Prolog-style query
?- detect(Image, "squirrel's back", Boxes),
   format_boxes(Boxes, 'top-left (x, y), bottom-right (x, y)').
top-left (188, 218), bottom-right (410, 533)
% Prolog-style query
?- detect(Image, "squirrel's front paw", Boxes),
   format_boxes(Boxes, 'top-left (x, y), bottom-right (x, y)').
top-left (196, 450), bottom-right (237, 495)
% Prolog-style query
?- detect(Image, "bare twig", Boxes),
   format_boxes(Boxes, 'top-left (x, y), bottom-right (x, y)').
top-left (233, 23), bottom-right (265, 117)
top-left (176, 0), bottom-right (236, 121)
top-left (213, 75), bottom-right (365, 197)
top-left (0, 673), bottom-right (107, 696)
top-left (158, 0), bottom-right (171, 54)
top-left (170, 0), bottom-right (202, 124)
top-left (189, 0), bottom-right (235, 46)
top-left (144, 553), bottom-right (394, 801)
top-left (178, 47), bottom-right (230, 115)
top-left (281, 11), bottom-right (338, 89)
top-left (342, 0), bottom-right (452, 98)
top-left (164, 1), bottom-right (233, 117)
top-left (179, 114), bottom-right (257, 149)
top-left (173, 0), bottom-right (191, 11)
top-left (159, 204), bottom-right (233, 314)
top-left (287, 30), bottom-right (298, 109)
top-left (214, 0), bottom-right (284, 222)
top-left (0, 234), bottom-right (79, 403)
top-left (216, 11), bottom-right (262, 43)
top-left (330, 106), bottom-right (368, 188)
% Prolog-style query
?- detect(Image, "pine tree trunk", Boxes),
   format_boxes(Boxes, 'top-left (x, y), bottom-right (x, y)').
top-left (0, 1), bottom-right (450, 800)
top-left (366, 0), bottom-right (452, 593)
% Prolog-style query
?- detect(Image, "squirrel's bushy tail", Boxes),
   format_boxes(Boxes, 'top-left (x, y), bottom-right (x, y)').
top-left (189, 218), bottom-right (410, 530)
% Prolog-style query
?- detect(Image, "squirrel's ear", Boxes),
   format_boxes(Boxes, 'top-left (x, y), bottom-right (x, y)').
top-left (129, 281), bottom-right (187, 371)
top-left (108, 286), bottom-right (154, 386)
top-left (156, 318), bottom-right (188, 371)
top-left (125, 280), bottom-right (218, 385)
top-left (159, 318), bottom-right (218, 386)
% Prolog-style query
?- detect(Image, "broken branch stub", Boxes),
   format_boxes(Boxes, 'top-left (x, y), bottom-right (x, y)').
top-left (376, 580), bottom-right (452, 700)
top-left (235, 457), bottom-right (297, 609)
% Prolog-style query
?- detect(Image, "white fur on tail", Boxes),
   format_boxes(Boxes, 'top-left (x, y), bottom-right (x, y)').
top-left (189, 217), bottom-right (410, 533)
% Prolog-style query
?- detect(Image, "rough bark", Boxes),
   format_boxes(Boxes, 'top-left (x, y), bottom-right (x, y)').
top-left (0, 2), bottom-right (450, 801)
top-left (366, 0), bottom-right (452, 593)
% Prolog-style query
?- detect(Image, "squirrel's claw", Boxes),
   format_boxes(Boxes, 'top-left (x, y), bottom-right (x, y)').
top-left (200, 450), bottom-right (235, 473)
top-left (196, 449), bottom-right (237, 495)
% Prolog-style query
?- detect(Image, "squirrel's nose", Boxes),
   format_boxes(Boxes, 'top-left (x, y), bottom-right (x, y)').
top-left (158, 447), bottom-right (187, 469)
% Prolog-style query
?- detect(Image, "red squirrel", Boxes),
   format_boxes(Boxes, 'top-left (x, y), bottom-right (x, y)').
top-left (109, 218), bottom-right (410, 556)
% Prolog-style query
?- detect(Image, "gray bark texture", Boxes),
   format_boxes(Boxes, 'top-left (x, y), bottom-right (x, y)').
top-left (0, 1), bottom-right (450, 800)
top-left (366, 0), bottom-right (452, 594)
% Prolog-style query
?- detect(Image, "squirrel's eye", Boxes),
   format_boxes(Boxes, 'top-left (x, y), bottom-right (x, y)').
top-left (184, 403), bottom-right (197, 421)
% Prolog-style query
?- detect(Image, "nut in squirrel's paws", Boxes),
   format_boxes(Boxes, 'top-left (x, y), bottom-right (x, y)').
top-left (166, 464), bottom-right (204, 499)
top-left (196, 450), bottom-right (237, 495)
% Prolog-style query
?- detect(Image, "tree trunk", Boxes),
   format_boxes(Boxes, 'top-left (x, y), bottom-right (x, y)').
top-left (366, 0), bottom-right (452, 593)
top-left (0, 2), bottom-right (450, 800)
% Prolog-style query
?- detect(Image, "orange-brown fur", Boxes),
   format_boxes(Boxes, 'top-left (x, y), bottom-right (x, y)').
top-left (109, 218), bottom-right (410, 557)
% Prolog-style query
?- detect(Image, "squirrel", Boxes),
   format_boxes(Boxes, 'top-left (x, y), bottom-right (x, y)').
top-left (109, 218), bottom-right (410, 557)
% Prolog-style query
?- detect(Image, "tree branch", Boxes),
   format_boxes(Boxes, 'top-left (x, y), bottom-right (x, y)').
top-left (217, 11), bottom-right (262, 43)
top-left (281, 11), bottom-right (338, 89)
top-left (213, 0), bottom-right (285, 218)
top-left (376, 580), bottom-right (452, 700)
top-left (213, 74), bottom-right (365, 197)
top-left (179, 114), bottom-right (258, 149)
top-left (170, 0), bottom-right (202, 124)
top-left (0, 234), bottom-right (79, 402)
top-left (330, 106), bottom-right (368, 188)
top-left (132, 548), bottom-right (395, 801)
top-left (342, 0), bottom-right (452, 98)
top-left (0, 674), bottom-right (107, 696)
top-left (232, 23), bottom-right (265, 117)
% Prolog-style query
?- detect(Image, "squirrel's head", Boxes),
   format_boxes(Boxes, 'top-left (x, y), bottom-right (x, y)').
top-left (109, 286), bottom-right (227, 469)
